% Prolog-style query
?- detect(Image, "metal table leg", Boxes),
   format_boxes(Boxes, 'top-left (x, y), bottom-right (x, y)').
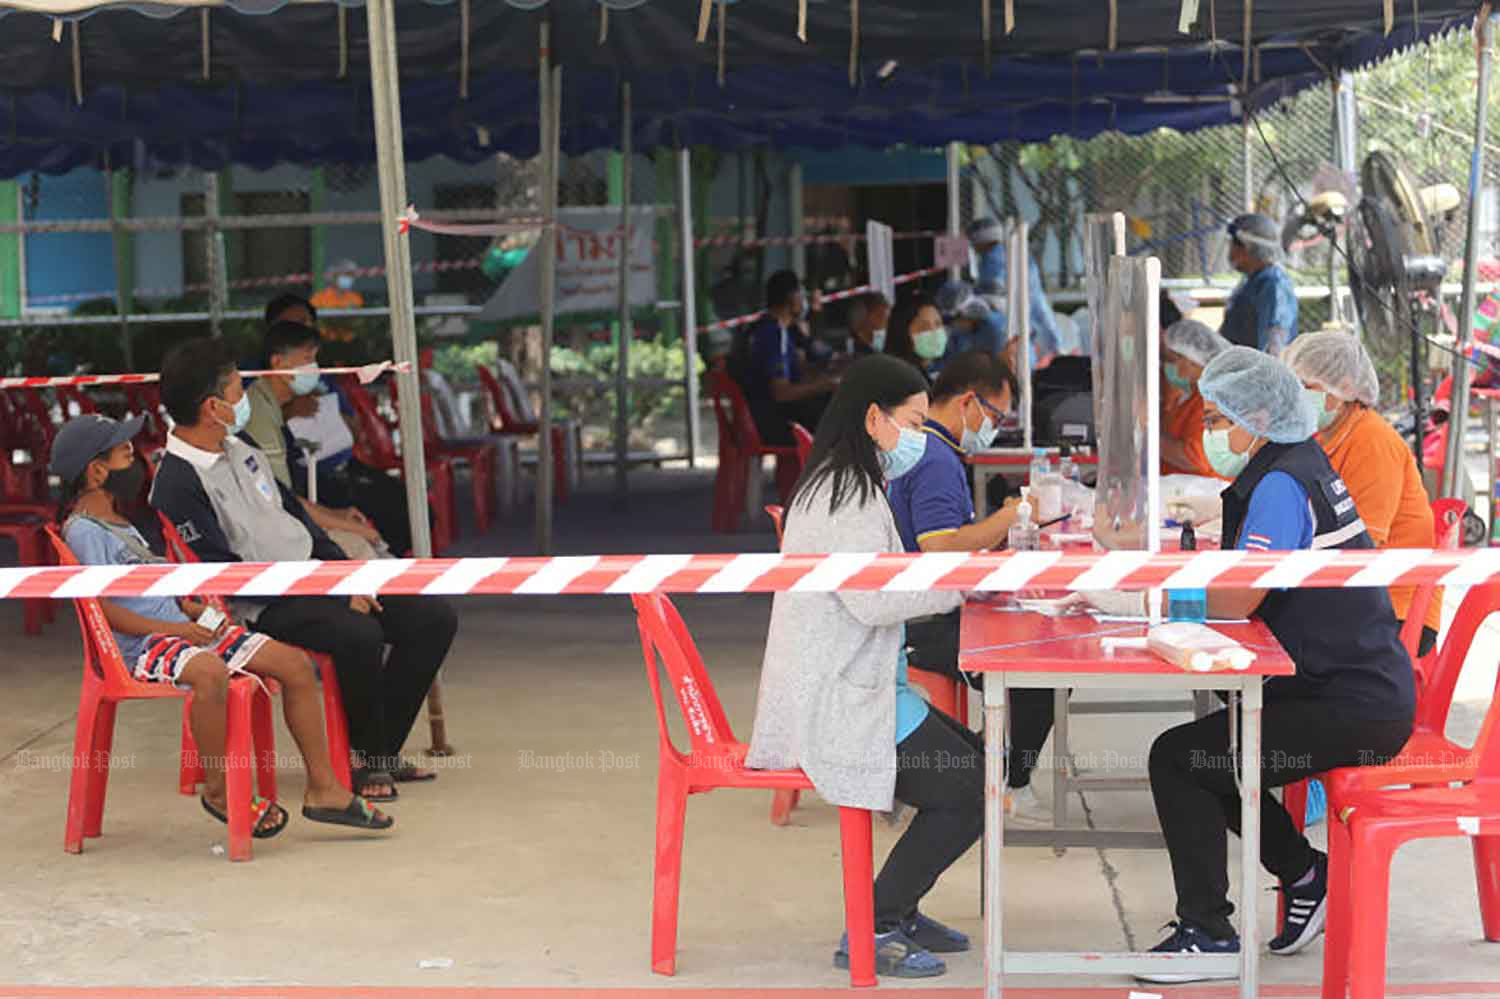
top-left (984, 676), bottom-right (1008, 999)
top-left (1051, 687), bottom-right (1070, 849)
top-left (1238, 679), bottom-right (1264, 999)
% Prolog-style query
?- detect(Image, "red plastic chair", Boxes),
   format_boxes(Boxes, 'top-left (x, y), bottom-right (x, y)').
top-left (391, 376), bottom-right (496, 534)
top-left (157, 514), bottom-right (353, 795)
top-left (705, 370), bottom-right (802, 532)
top-left (341, 376), bottom-right (456, 553)
top-left (0, 517), bottom-right (50, 635)
top-left (631, 591), bottom-right (876, 986)
top-left (46, 525), bottom-right (273, 861)
top-left (1321, 587), bottom-right (1500, 998)
top-left (476, 362), bottom-right (571, 504)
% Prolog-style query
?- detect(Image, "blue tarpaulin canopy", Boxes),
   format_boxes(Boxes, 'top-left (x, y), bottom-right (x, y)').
top-left (0, 0), bottom-right (1479, 173)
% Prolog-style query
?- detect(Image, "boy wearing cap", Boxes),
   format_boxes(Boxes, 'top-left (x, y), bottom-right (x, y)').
top-left (53, 414), bottom-right (391, 835)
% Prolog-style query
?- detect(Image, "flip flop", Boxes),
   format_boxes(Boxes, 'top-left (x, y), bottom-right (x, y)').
top-left (200, 794), bottom-right (288, 840)
top-left (351, 767), bottom-right (398, 801)
top-left (302, 795), bottom-right (394, 830)
top-left (392, 760), bottom-right (437, 782)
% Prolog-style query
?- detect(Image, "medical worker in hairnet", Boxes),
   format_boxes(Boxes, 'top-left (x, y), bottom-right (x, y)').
top-left (1219, 213), bottom-right (1300, 355)
top-left (1160, 319), bottom-right (1233, 478)
top-left (935, 280), bottom-right (1056, 373)
top-left (966, 218), bottom-right (1067, 355)
top-left (1132, 347), bottom-right (1413, 981)
top-left (1283, 330), bottom-right (1441, 656)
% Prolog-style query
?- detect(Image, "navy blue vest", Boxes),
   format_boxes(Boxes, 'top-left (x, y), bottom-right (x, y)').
top-left (1221, 440), bottom-right (1415, 720)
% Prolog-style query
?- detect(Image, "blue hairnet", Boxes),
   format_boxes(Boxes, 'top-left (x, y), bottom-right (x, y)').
top-left (1281, 329), bottom-right (1381, 407)
top-left (1163, 319), bottom-right (1232, 367)
top-left (1199, 345), bottom-right (1315, 443)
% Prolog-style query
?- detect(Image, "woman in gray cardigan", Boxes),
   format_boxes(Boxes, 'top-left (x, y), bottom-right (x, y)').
top-left (745, 354), bottom-right (981, 980)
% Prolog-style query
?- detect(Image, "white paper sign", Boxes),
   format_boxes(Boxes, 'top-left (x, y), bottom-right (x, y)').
top-left (935, 234), bottom-right (970, 271)
top-left (866, 219), bottom-right (895, 304)
top-left (480, 207), bottom-right (656, 321)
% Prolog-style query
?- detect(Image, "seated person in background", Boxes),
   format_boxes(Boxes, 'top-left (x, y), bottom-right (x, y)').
top-left (935, 281), bottom-right (1006, 364)
top-left (845, 291), bottom-right (891, 356)
top-left (746, 355), bottom-right (974, 978)
top-left (728, 269), bottom-right (837, 444)
top-left (265, 293), bottom-right (413, 555)
top-left (243, 321), bottom-right (388, 560)
top-left (55, 414), bottom-right (390, 834)
top-left (150, 338), bottom-right (457, 802)
top-left (1133, 347), bottom-right (1413, 979)
top-left (308, 260), bottom-right (364, 342)
top-left (1283, 330), bottom-right (1441, 656)
top-left (887, 352), bottom-right (1063, 826)
top-left (1160, 319), bottom-right (1233, 478)
top-left (884, 294), bottom-right (947, 384)
top-left (966, 216), bottom-right (1065, 358)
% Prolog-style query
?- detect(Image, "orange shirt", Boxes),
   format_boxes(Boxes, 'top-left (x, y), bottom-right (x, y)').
top-left (1162, 389), bottom-right (1219, 478)
top-left (1319, 406), bottom-right (1441, 632)
top-left (309, 287), bottom-right (364, 342)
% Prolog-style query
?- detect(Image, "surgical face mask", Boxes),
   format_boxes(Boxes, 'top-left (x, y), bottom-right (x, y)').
top-left (216, 393), bottom-right (252, 435)
top-left (1163, 363), bottom-right (1194, 393)
top-left (913, 327), bottom-right (949, 360)
top-left (290, 366), bottom-right (321, 396)
top-left (336, 274), bottom-right (355, 291)
top-left (879, 415), bottom-right (928, 480)
top-left (960, 396), bottom-right (999, 453)
top-left (870, 328), bottom-right (887, 352)
top-left (1306, 388), bottom-right (1340, 431)
top-left (1202, 426), bottom-right (1252, 478)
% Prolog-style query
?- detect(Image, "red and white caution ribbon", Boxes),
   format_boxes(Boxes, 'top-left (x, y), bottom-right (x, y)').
top-left (0, 361), bottom-right (410, 391)
top-left (398, 206), bottom-right (548, 237)
top-left (698, 266), bottom-right (945, 335)
top-left (2, 546), bottom-right (1494, 600)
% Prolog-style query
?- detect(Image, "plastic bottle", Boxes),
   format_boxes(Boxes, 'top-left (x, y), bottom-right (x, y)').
top-left (1057, 442), bottom-right (1078, 484)
top-left (1030, 449), bottom-right (1062, 522)
top-left (1166, 520), bottom-right (1208, 623)
top-left (1007, 486), bottom-right (1041, 551)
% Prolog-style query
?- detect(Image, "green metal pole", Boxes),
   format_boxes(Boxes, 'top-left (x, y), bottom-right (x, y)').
top-left (654, 149), bottom-right (676, 343)
top-left (0, 180), bottom-right (19, 319)
top-left (310, 167), bottom-right (329, 290)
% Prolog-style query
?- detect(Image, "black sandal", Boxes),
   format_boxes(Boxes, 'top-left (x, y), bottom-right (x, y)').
top-left (351, 767), bottom-right (398, 801)
top-left (302, 795), bottom-right (394, 830)
top-left (392, 760), bottom-right (437, 783)
top-left (201, 794), bottom-right (288, 839)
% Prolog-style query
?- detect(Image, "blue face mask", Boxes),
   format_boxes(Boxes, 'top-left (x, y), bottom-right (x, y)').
top-left (290, 367), bottom-right (321, 397)
top-left (870, 328), bottom-right (887, 352)
top-left (913, 327), bottom-right (949, 360)
top-left (217, 394), bottom-right (252, 436)
top-left (960, 396), bottom-right (1000, 453)
top-left (879, 415), bottom-right (928, 480)
top-left (1202, 426), bottom-right (1252, 478)
top-left (1164, 363), bottom-right (1193, 393)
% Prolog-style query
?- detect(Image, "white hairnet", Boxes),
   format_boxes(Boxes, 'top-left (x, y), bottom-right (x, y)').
top-left (1199, 345), bottom-right (1316, 443)
top-left (1164, 319), bottom-right (1232, 367)
top-left (1281, 330), bottom-right (1381, 407)
top-left (937, 280), bottom-right (989, 319)
top-left (967, 217), bottom-right (1004, 245)
top-left (1229, 213), bottom-right (1282, 264)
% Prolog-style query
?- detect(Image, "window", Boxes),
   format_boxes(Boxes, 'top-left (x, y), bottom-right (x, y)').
top-left (182, 190), bottom-right (312, 295)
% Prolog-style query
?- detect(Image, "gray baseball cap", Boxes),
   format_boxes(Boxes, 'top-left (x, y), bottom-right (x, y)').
top-left (49, 413), bottom-right (145, 483)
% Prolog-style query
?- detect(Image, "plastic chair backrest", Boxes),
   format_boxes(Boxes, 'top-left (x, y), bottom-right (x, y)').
top-left (156, 513), bottom-right (231, 613)
top-left (1416, 581), bottom-right (1500, 737)
top-left (341, 376), bottom-right (401, 469)
top-left (477, 363), bottom-right (526, 430)
top-left (791, 422), bottom-right (814, 464)
top-left (1400, 498), bottom-right (1468, 660)
top-left (631, 591), bottom-right (737, 763)
top-left (387, 376), bottom-right (444, 450)
top-left (56, 385), bottom-right (98, 417)
top-left (765, 504), bottom-right (785, 543)
top-left (705, 369), bottom-right (765, 452)
top-left (494, 359), bottom-right (538, 424)
top-left (45, 524), bottom-right (142, 690)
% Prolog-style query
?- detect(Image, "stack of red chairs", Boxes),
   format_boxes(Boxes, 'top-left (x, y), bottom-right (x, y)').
top-left (475, 362), bottom-right (572, 504)
top-left (705, 370), bottom-right (803, 532)
top-left (340, 375), bottom-right (456, 554)
top-left (0, 389), bottom-right (56, 635)
top-left (390, 376), bottom-right (496, 534)
top-left (630, 591), bottom-right (877, 986)
top-left (47, 526), bottom-right (275, 861)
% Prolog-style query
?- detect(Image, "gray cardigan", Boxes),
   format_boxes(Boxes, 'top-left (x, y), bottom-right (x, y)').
top-left (744, 474), bottom-right (963, 811)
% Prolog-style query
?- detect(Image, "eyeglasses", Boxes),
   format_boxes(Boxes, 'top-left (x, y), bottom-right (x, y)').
top-left (1202, 412), bottom-right (1235, 431)
top-left (975, 395), bottom-right (1010, 421)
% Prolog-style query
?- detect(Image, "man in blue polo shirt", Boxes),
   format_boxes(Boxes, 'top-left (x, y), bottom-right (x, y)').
top-left (886, 351), bottom-right (1056, 825)
top-left (727, 269), bottom-right (837, 445)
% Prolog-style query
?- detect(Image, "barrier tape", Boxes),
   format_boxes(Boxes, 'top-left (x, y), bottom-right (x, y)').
top-left (399, 206), bottom-right (548, 237)
top-left (697, 266), bottom-right (946, 334)
top-left (1, 547), bottom-right (1492, 599)
top-left (693, 229), bottom-right (945, 249)
top-left (0, 361), bottom-right (409, 390)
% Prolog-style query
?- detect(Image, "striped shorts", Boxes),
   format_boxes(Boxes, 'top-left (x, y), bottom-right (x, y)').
top-left (134, 625), bottom-right (271, 690)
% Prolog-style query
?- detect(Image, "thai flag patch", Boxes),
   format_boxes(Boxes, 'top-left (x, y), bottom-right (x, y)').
top-left (1245, 532), bottom-right (1273, 551)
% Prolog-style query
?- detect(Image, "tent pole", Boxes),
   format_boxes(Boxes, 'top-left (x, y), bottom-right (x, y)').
top-left (946, 142), bottom-right (962, 279)
top-left (677, 146), bottom-right (701, 468)
top-left (367, 0), bottom-right (447, 753)
top-left (1240, 115), bottom-right (1254, 213)
top-left (614, 82), bottom-right (632, 508)
top-left (1442, 10), bottom-right (1495, 499)
top-left (535, 23), bottom-right (560, 554)
top-left (204, 170), bottom-right (224, 337)
top-left (789, 162), bottom-right (806, 279)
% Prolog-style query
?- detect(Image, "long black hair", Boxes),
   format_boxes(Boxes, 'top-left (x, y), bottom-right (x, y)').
top-left (884, 293), bottom-right (937, 382)
top-left (787, 354), bottom-right (929, 517)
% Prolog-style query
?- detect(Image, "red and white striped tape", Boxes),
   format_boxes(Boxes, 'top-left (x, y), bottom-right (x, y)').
top-left (399, 206), bottom-right (548, 237)
top-left (0, 361), bottom-right (409, 390)
top-left (698, 266), bottom-right (945, 334)
top-left (3, 547), bottom-right (1495, 600)
top-left (692, 230), bottom-right (944, 250)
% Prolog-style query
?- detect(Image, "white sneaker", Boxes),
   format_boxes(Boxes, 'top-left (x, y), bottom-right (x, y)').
top-left (1003, 784), bottom-right (1052, 825)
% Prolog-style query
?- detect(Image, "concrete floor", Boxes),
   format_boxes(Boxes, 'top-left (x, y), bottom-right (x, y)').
top-left (0, 466), bottom-right (1497, 994)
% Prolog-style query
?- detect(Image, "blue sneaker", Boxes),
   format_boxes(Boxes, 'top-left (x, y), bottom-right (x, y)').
top-left (1135, 921), bottom-right (1240, 984)
top-left (902, 911), bottom-right (971, 953)
top-left (1303, 779), bottom-right (1327, 827)
top-left (833, 928), bottom-right (947, 978)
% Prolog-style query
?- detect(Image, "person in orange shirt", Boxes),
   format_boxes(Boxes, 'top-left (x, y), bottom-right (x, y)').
top-left (1160, 319), bottom-right (1232, 478)
top-left (1284, 330), bottom-right (1441, 656)
top-left (309, 260), bottom-right (365, 343)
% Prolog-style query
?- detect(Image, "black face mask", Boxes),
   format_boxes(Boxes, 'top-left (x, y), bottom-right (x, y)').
top-left (102, 461), bottom-right (145, 504)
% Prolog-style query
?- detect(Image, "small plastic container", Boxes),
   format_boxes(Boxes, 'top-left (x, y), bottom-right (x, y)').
top-left (1007, 486), bottom-right (1041, 552)
top-left (1166, 521), bottom-right (1207, 623)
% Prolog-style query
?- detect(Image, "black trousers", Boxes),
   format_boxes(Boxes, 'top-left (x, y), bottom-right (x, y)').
top-left (1148, 701), bottom-right (1410, 938)
top-left (906, 609), bottom-right (1058, 790)
top-left (343, 460), bottom-right (414, 557)
top-left (875, 708), bottom-right (985, 931)
top-left (253, 594), bottom-right (458, 770)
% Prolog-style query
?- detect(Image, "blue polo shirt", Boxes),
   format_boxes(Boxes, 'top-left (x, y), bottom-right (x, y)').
top-left (731, 314), bottom-right (800, 403)
top-left (1222, 264), bottom-right (1299, 354)
top-left (1236, 470), bottom-right (1314, 551)
top-left (887, 419), bottom-right (974, 551)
